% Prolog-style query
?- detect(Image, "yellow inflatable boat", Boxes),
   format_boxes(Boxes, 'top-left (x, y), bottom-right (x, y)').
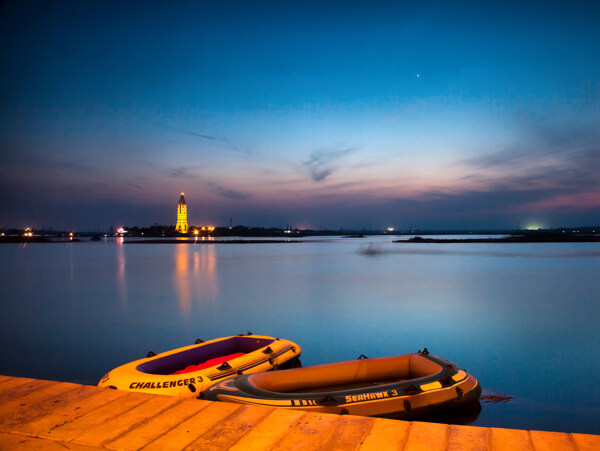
top-left (98, 334), bottom-right (301, 397)
top-left (202, 349), bottom-right (480, 418)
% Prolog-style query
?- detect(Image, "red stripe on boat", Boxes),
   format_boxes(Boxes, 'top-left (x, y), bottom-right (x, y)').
top-left (171, 352), bottom-right (246, 374)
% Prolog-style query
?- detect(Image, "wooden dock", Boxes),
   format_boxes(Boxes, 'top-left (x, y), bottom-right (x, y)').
top-left (0, 375), bottom-right (598, 450)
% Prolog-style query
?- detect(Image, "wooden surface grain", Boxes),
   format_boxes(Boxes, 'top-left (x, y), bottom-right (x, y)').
top-left (0, 375), bottom-right (598, 450)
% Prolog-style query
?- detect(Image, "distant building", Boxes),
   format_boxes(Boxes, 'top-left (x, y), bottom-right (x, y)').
top-left (175, 192), bottom-right (189, 233)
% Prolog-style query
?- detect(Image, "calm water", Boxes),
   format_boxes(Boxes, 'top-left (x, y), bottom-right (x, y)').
top-left (1, 236), bottom-right (599, 434)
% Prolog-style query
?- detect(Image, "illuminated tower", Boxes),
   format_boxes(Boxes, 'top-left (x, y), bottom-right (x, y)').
top-left (175, 192), bottom-right (189, 233)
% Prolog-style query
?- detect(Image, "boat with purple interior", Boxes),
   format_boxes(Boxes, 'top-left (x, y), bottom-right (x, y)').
top-left (98, 333), bottom-right (301, 397)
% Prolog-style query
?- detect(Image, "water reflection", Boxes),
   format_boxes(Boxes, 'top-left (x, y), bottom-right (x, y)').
top-left (174, 244), bottom-right (191, 312)
top-left (173, 244), bottom-right (218, 314)
top-left (116, 238), bottom-right (127, 306)
top-left (1, 239), bottom-right (598, 434)
top-left (359, 244), bottom-right (600, 259)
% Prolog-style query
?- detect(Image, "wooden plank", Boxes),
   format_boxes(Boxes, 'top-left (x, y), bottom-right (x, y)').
top-left (228, 408), bottom-right (306, 451)
top-left (12, 387), bottom-right (129, 437)
top-left (320, 415), bottom-right (376, 450)
top-left (141, 401), bottom-right (240, 451)
top-left (186, 404), bottom-right (275, 451)
top-left (71, 393), bottom-right (181, 447)
top-left (0, 377), bottom-right (36, 394)
top-left (448, 424), bottom-right (489, 451)
top-left (270, 412), bottom-right (340, 451)
top-left (359, 418), bottom-right (410, 451)
top-left (404, 421), bottom-right (448, 451)
top-left (0, 432), bottom-right (103, 450)
top-left (0, 384), bottom-right (101, 432)
top-left (530, 430), bottom-right (577, 450)
top-left (0, 382), bottom-right (83, 431)
top-left (105, 398), bottom-right (212, 450)
top-left (489, 427), bottom-right (534, 451)
top-left (1, 376), bottom-right (600, 451)
top-left (43, 392), bottom-right (154, 442)
top-left (0, 379), bottom-right (57, 403)
top-left (571, 433), bottom-right (600, 451)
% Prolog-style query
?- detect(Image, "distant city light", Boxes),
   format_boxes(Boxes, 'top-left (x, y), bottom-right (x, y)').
top-left (387, 227), bottom-right (394, 232)
top-left (525, 224), bottom-right (544, 231)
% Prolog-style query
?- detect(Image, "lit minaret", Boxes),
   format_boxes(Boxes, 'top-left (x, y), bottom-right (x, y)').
top-left (175, 192), bottom-right (189, 233)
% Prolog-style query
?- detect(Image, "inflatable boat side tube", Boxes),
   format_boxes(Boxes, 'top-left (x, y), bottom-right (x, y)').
top-left (98, 335), bottom-right (301, 397)
top-left (202, 351), bottom-right (480, 418)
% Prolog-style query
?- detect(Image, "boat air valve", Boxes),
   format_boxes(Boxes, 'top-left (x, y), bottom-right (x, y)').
top-left (422, 348), bottom-right (430, 355)
top-left (262, 346), bottom-right (274, 354)
top-left (194, 338), bottom-right (204, 344)
top-left (146, 351), bottom-right (156, 357)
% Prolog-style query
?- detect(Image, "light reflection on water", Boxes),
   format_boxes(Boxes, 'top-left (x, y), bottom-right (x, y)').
top-left (174, 244), bottom-right (218, 313)
top-left (0, 236), bottom-right (598, 434)
top-left (116, 238), bottom-right (127, 307)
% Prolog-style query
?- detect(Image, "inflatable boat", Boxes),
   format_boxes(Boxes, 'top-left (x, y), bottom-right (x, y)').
top-left (98, 334), bottom-right (301, 397)
top-left (202, 349), bottom-right (480, 418)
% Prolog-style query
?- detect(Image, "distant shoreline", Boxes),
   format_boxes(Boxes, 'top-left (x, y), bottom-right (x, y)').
top-left (395, 235), bottom-right (600, 244)
top-left (0, 237), bottom-right (303, 244)
top-left (124, 239), bottom-right (303, 244)
top-left (1, 234), bottom-right (599, 244)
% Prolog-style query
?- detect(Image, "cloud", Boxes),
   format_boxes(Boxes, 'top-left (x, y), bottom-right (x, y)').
top-left (303, 146), bottom-right (356, 182)
top-left (206, 181), bottom-right (251, 200)
top-left (155, 122), bottom-right (249, 156)
top-left (459, 115), bottom-right (600, 205)
top-left (464, 114), bottom-right (599, 173)
top-left (167, 167), bottom-right (200, 178)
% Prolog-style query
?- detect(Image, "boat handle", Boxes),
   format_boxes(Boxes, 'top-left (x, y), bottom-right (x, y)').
top-left (318, 395), bottom-right (340, 406)
top-left (217, 361), bottom-right (232, 370)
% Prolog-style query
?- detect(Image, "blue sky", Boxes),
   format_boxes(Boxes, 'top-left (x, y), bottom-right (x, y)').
top-left (1, 1), bottom-right (598, 230)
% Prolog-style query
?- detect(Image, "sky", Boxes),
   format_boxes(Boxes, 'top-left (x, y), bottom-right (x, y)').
top-left (1, 0), bottom-right (599, 231)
